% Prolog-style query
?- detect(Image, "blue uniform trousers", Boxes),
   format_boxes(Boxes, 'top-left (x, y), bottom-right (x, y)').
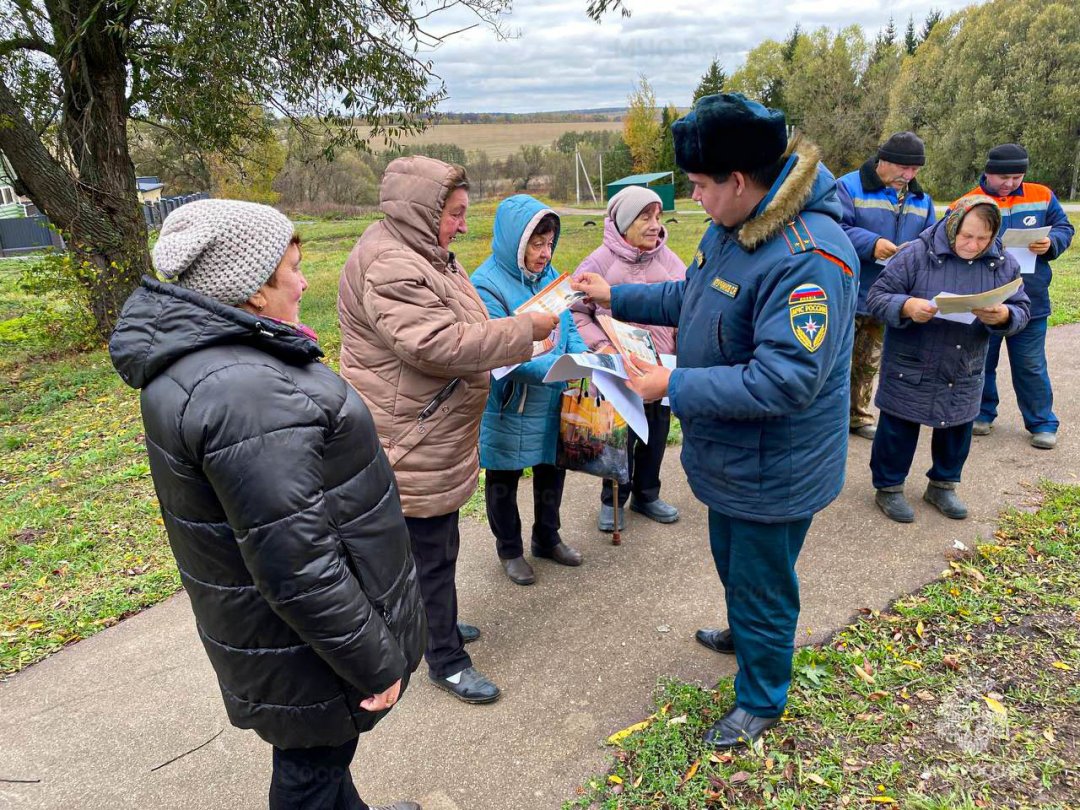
top-left (870, 410), bottom-right (973, 490)
top-left (979, 317), bottom-right (1058, 434)
top-left (708, 511), bottom-right (811, 717)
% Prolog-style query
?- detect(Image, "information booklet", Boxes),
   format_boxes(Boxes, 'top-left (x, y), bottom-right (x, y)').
top-left (1001, 226), bottom-right (1052, 275)
top-left (492, 274), bottom-right (586, 379)
top-left (932, 276), bottom-right (1023, 322)
top-left (597, 315), bottom-right (659, 375)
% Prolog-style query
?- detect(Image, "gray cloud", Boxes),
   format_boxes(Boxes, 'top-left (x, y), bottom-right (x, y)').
top-left (419, 0), bottom-right (980, 112)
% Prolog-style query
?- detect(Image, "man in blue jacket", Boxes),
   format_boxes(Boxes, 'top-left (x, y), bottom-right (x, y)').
top-left (573, 93), bottom-right (858, 749)
top-left (955, 144), bottom-right (1075, 450)
top-left (836, 132), bottom-right (936, 440)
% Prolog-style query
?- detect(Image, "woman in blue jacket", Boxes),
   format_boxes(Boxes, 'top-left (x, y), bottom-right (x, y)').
top-left (472, 196), bottom-right (588, 585)
top-left (866, 196), bottom-right (1030, 523)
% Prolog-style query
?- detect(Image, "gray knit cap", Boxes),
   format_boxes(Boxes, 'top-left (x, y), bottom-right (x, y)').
top-left (152, 199), bottom-right (295, 305)
top-left (607, 186), bottom-right (663, 236)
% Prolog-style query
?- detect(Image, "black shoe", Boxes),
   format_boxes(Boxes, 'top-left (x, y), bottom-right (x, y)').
top-left (370, 803), bottom-right (422, 810)
top-left (704, 707), bottom-right (780, 749)
top-left (428, 666), bottom-right (501, 704)
top-left (457, 621), bottom-right (480, 644)
top-left (630, 497), bottom-right (680, 524)
top-left (923, 482), bottom-right (968, 519)
top-left (531, 540), bottom-right (583, 566)
top-left (501, 556), bottom-right (535, 585)
top-left (695, 627), bottom-right (735, 655)
top-left (875, 489), bottom-right (915, 523)
top-left (597, 504), bottom-right (625, 532)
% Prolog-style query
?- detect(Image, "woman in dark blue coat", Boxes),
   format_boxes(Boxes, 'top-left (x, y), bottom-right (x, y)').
top-left (866, 196), bottom-right (1030, 522)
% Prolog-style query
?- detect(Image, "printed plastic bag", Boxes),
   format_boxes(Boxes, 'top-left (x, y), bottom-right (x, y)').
top-left (556, 379), bottom-right (629, 483)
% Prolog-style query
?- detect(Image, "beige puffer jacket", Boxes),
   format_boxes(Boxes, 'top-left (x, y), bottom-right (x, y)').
top-left (339, 156), bottom-right (534, 518)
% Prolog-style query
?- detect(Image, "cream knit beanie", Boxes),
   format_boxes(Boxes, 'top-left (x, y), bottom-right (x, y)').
top-left (152, 199), bottom-right (295, 305)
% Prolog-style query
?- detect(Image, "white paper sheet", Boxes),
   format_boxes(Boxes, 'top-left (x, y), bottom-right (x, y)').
top-left (931, 295), bottom-right (977, 324)
top-left (659, 353), bottom-right (677, 407)
top-left (1002, 227), bottom-right (1051, 275)
top-left (542, 352), bottom-right (629, 382)
top-left (932, 277), bottom-right (1022, 315)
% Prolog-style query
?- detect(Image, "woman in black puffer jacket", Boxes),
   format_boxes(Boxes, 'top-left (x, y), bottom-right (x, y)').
top-left (109, 199), bottom-right (424, 810)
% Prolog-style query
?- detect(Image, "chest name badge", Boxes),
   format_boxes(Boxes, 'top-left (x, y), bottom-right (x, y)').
top-left (710, 277), bottom-right (740, 298)
top-left (788, 284), bottom-right (828, 353)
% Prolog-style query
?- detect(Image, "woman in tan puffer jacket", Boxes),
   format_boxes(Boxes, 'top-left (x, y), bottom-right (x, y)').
top-left (338, 155), bottom-right (557, 704)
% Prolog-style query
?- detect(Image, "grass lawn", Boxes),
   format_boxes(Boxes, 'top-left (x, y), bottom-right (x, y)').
top-left (565, 481), bottom-right (1080, 809)
top-left (1, 211), bottom-right (1077, 680)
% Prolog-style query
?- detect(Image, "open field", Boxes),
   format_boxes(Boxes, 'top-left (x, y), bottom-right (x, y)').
top-left (1, 213), bottom-right (1078, 677)
top-left (375, 120), bottom-right (625, 159)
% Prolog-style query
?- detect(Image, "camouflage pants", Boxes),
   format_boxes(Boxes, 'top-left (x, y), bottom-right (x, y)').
top-left (850, 315), bottom-right (884, 428)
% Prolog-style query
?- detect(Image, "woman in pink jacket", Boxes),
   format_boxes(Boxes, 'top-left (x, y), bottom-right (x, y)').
top-left (571, 186), bottom-right (687, 532)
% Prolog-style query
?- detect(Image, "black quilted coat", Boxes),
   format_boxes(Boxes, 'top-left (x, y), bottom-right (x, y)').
top-left (109, 278), bottom-right (425, 749)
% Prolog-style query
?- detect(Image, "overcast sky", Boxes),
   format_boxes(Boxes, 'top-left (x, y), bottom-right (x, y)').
top-left (422, 0), bottom-right (982, 113)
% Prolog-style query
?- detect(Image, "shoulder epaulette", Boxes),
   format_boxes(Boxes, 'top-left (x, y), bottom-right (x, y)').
top-left (781, 215), bottom-right (818, 255)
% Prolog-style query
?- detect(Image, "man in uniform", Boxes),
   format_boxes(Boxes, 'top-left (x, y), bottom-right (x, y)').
top-left (836, 132), bottom-right (936, 440)
top-left (956, 144), bottom-right (1075, 449)
top-left (572, 94), bottom-right (858, 748)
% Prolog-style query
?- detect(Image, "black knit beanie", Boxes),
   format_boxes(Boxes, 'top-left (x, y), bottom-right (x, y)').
top-left (877, 132), bottom-right (925, 166)
top-left (985, 143), bottom-right (1028, 174)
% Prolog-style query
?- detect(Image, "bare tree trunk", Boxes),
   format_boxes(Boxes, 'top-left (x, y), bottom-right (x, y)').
top-left (0, 1), bottom-right (150, 340)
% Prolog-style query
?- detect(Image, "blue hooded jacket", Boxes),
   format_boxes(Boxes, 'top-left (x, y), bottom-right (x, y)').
top-left (612, 139), bottom-right (858, 523)
top-left (471, 195), bottom-right (588, 471)
top-left (837, 159), bottom-right (936, 316)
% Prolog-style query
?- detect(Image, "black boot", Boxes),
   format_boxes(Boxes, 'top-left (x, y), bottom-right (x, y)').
top-left (704, 707), bottom-right (780, 749)
top-left (875, 486), bottom-right (914, 523)
top-left (694, 627), bottom-right (735, 655)
top-left (923, 481), bottom-right (968, 519)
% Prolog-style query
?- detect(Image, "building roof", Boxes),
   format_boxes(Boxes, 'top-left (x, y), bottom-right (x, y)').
top-left (606, 171), bottom-right (674, 187)
top-left (136, 176), bottom-right (165, 192)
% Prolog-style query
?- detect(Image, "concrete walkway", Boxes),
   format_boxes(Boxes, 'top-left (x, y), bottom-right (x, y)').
top-left (3, 326), bottom-right (1079, 810)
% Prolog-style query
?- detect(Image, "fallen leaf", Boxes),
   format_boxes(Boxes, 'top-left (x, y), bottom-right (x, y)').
top-left (916, 690), bottom-right (935, 702)
top-left (983, 696), bottom-right (1007, 716)
top-left (854, 664), bottom-right (876, 685)
top-left (942, 655), bottom-right (960, 671)
top-left (804, 772), bottom-right (827, 786)
top-left (869, 798), bottom-right (898, 804)
top-left (1051, 662), bottom-right (1073, 671)
top-left (709, 752), bottom-right (734, 764)
top-left (1043, 728), bottom-right (1056, 743)
top-left (679, 760), bottom-right (700, 786)
top-left (915, 620), bottom-right (925, 639)
top-left (782, 761), bottom-right (795, 781)
top-left (608, 774), bottom-right (623, 785)
top-left (668, 714), bottom-right (688, 725)
top-left (867, 690), bottom-right (889, 702)
top-left (730, 771), bottom-right (751, 785)
top-left (607, 720), bottom-right (650, 745)
top-left (855, 712), bottom-right (882, 722)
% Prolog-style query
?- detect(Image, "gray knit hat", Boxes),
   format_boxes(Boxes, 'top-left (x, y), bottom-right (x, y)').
top-left (152, 199), bottom-right (295, 305)
top-left (607, 186), bottom-right (663, 236)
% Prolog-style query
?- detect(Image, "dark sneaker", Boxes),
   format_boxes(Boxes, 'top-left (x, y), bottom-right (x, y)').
top-left (531, 540), bottom-right (583, 566)
top-left (704, 707), bottom-right (780, 749)
top-left (428, 666), bottom-right (501, 704)
top-left (923, 483), bottom-right (968, 519)
top-left (500, 556), bottom-right (535, 585)
top-left (630, 497), bottom-right (680, 524)
top-left (457, 621), bottom-right (480, 644)
top-left (597, 504), bottom-right (625, 532)
top-left (695, 627), bottom-right (735, 655)
top-left (875, 489), bottom-right (915, 523)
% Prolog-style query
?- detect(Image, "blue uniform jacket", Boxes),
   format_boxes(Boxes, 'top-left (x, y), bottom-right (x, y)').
top-left (612, 140), bottom-right (859, 523)
top-left (837, 159), bottom-right (936, 316)
top-left (955, 179), bottom-right (1074, 320)
top-left (471, 195), bottom-right (588, 470)
top-left (866, 220), bottom-right (1030, 428)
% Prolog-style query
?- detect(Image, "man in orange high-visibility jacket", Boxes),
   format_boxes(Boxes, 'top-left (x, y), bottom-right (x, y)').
top-left (954, 143), bottom-right (1074, 450)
